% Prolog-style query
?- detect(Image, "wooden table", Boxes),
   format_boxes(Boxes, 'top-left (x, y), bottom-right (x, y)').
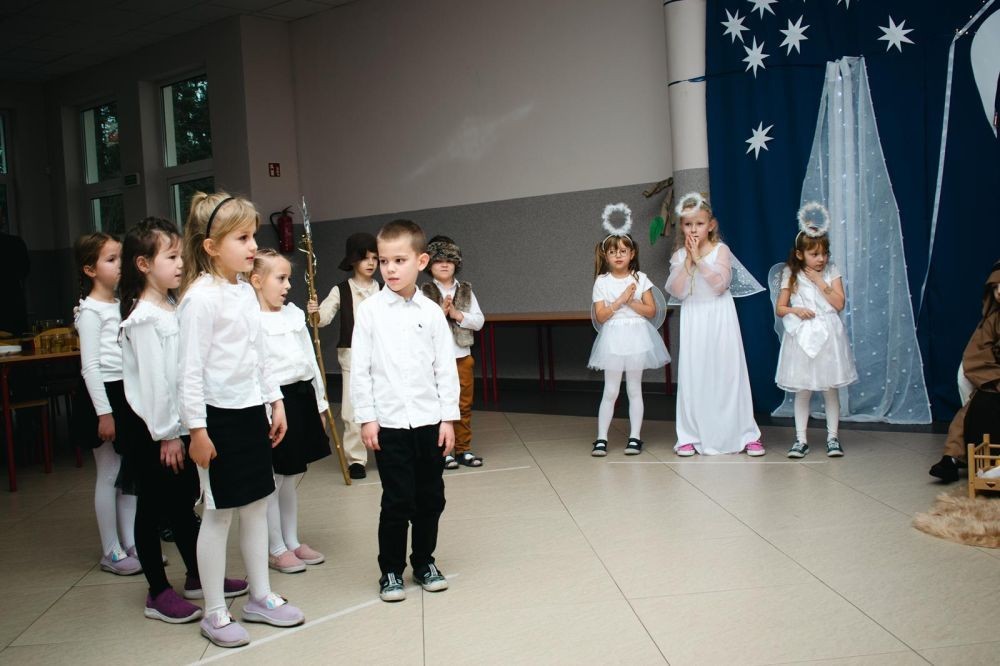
top-left (1, 350), bottom-right (80, 491)
top-left (476, 311), bottom-right (673, 402)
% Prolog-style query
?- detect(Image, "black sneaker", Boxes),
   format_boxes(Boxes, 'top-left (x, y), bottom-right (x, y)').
top-left (591, 439), bottom-right (608, 457)
top-left (624, 438), bottom-right (643, 455)
top-left (787, 440), bottom-right (809, 458)
top-left (379, 573), bottom-right (405, 602)
top-left (826, 438), bottom-right (844, 457)
top-left (413, 564), bottom-right (448, 592)
top-left (929, 455), bottom-right (962, 483)
top-left (349, 463), bottom-right (366, 480)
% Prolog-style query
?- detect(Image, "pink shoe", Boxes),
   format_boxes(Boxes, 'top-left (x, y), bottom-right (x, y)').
top-left (745, 441), bottom-right (766, 457)
top-left (100, 546), bottom-right (142, 576)
top-left (200, 610), bottom-right (249, 648)
top-left (268, 550), bottom-right (306, 574)
top-left (294, 544), bottom-right (325, 565)
top-left (183, 574), bottom-right (249, 600)
top-left (675, 444), bottom-right (697, 457)
top-left (241, 593), bottom-right (304, 627)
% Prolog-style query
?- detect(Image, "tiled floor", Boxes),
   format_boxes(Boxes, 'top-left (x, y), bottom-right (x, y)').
top-left (1, 410), bottom-right (997, 665)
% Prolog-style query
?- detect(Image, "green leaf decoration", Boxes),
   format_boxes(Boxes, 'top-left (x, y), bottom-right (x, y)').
top-left (649, 216), bottom-right (666, 245)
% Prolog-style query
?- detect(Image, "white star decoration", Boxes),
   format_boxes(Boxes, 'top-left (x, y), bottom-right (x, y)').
top-left (837, 0), bottom-right (856, 8)
top-left (748, 0), bottom-right (778, 19)
top-left (721, 9), bottom-right (749, 43)
top-left (743, 37), bottom-right (769, 77)
top-left (746, 122), bottom-right (774, 159)
top-left (878, 16), bottom-right (914, 52)
top-left (780, 15), bottom-right (809, 54)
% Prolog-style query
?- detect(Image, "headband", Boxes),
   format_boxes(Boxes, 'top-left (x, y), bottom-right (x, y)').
top-left (205, 196), bottom-right (235, 238)
top-left (675, 192), bottom-right (708, 218)
top-left (797, 201), bottom-right (830, 238)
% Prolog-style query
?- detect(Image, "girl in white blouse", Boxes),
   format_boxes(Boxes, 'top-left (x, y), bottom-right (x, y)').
top-left (120, 217), bottom-right (248, 624)
top-left (250, 249), bottom-right (331, 575)
top-left (177, 192), bottom-right (303, 648)
top-left (73, 232), bottom-right (140, 576)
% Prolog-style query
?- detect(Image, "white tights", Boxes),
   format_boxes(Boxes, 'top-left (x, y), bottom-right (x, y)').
top-left (267, 473), bottom-right (303, 556)
top-left (793, 389), bottom-right (840, 443)
top-left (197, 498), bottom-right (271, 617)
top-left (597, 368), bottom-right (644, 440)
top-left (92, 440), bottom-right (136, 556)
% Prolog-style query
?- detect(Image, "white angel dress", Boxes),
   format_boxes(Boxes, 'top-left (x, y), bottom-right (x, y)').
top-left (665, 243), bottom-right (764, 455)
top-left (770, 263), bottom-right (858, 393)
top-left (588, 271), bottom-right (670, 372)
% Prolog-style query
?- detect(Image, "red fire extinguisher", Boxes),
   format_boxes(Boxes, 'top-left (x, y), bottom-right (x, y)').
top-left (270, 207), bottom-right (295, 253)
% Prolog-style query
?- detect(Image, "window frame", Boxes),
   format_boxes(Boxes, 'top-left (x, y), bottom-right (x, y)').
top-left (159, 71), bottom-right (214, 227)
top-left (0, 110), bottom-right (14, 235)
top-left (79, 98), bottom-right (125, 234)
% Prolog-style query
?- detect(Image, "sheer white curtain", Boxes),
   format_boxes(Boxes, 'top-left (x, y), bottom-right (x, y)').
top-left (773, 56), bottom-right (931, 424)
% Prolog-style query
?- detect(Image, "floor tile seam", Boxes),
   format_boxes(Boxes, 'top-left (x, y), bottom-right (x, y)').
top-left (674, 473), bottom-right (927, 656)
top-left (6, 564), bottom-right (99, 650)
top-left (788, 456), bottom-right (919, 519)
top-left (500, 410), bottom-right (671, 665)
top-left (761, 647), bottom-right (932, 665)
top-left (916, 637), bottom-right (1000, 652)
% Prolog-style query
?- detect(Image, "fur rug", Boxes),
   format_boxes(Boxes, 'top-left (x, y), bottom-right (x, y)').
top-left (913, 493), bottom-right (1000, 547)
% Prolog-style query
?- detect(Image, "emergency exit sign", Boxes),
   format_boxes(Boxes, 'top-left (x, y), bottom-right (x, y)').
top-left (268, 162), bottom-right (281, 177)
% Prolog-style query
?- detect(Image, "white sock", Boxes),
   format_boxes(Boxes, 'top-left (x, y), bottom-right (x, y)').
top-left (117, 490), bottom-right (136, 552)
top-left (625, 369), bottom-right (644, 440)
top-left (793, 390), bottom-right (812, 443)
top-left (238, 498), bottom-right (272, 601)
top-left (267, 476), bottom-right (288, 557)
top-left (92, 441), bottom-right (123, 556)
top-left (280, 474), bottom-right (302, 552)
top-left (824, 389), bottom-right (840, 441)
top-left (597, 369), bottom-right (622, 440)
top-left (197, 507), bottom-right (233, 617)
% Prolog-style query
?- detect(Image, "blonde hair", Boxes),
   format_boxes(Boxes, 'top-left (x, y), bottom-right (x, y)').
top-left (673, 196), bottom-right (722, 250)
top-left (180, 191), bottom-right (259, 294)
top-left (250, 247), bottom-right (290, 281)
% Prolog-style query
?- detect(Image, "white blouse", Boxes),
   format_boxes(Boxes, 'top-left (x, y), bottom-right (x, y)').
top-left (120, 300), bottom-right (186, 442)
top-left (75, 296), bottom-right (123, 416)
top-left (592, 271), bottom-right (654, 321)
top-left (432, 279), bottom-right (485, 359)
top-left (177, 274), bottom-right (282, 430)
top-left (259, 303), bottom-right (329, 413)
top-left (317, 277), bottom-right (381, 328)
top-left (351, 287), bottom-right (460, 429)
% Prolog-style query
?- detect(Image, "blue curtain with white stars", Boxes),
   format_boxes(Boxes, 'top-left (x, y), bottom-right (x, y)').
top-left (705, 0), bottom-right (1000, 421)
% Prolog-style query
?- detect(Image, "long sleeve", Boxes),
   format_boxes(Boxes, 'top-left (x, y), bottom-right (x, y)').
top-left (127, 321), bottom-right (184, 441)
top-left (77, 308), bottom-right (112, 415)
top-left (431, 306), bottom-right (461, 421)
top-left (698, 244), bottom-right (733, 295)
top-left (317, 285), bottom-right (341, 328)
top-left (177, 293), bottom-right (215, 430)
top-left (350, 301), bottom-right (377, 423)
top-left (963, 314), bottom-right (1000, 391)
top-left (457, 291), bottom-right (485, 332)
top-left (298, 325), bottom-right (329, 413)
top-left (255, 312), bottom-right (283, 406)
top-left (665, 250), bottom-right (691, 300)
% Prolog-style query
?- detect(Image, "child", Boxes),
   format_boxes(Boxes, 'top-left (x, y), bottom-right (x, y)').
top-left (665, 193), bottom-right (765, 456)
top-left (421, 235), bottom-right (485, 468)
top-left (588, 206), bottom-right (670, 457)
top-left (773, 204), bottom-right (858, 458)
top-left (351, 219), bottom-right (459, 602)
top-left (930, 259), bottom-right (1000, 481)
top-left (308, 232), bottom-right (379, 480)
top-left (73, 232), bottom-right (140, 575)
top-left (119, 217), bottom-right (249, 623)
top-left (250, 249), bottom-right (331, 574)
top-left (177, 192), bottom-right (304, 647)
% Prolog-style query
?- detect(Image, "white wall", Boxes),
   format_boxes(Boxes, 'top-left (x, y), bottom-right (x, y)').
top-left (291, 0), bottom-right (672, 221)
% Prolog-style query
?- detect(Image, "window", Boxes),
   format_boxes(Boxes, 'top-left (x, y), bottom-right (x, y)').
top-left (162, 75), bottom-right (211, 167)
top-left (80, 102), bottom-right (123, 233)
top-left (90, 194), bottom-right (124, 235)
top-left (170, 176), bottom-right (214, 225)
top-left (82, 103), bottom-right (120, 184)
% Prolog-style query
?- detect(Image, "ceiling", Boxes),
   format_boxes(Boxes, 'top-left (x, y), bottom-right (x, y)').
top-left (0, 0), bottom-right (357, 82)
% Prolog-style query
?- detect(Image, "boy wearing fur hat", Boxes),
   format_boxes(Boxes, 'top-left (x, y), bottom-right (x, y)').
top-left (422, 235), bottom-right (485, 468)
top-left (308, 232), bottom-right (380, 479)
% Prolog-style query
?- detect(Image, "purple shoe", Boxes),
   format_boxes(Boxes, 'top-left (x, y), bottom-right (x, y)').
top-left (241, 593), bottom-right (304, 627)
top-left (100, 546), bottom-right (142, 576)
top-left (183, 574), bottom-right (249, 600)
top-left (144, 588), bottom-right (202, 624)
top-left (200, 610), bottom-right (249, 648)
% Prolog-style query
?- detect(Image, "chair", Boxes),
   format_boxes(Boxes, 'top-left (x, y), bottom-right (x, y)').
top-left (33, 327), bottom-right (80, 463)
top-left (4, 389), bottom-right (53, 491)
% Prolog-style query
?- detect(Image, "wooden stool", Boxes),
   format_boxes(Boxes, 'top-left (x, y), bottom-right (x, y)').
top-left (967, 435), bottom-right (1000, 498)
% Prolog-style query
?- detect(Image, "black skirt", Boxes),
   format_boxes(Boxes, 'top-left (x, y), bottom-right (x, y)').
top-left (272, 380), bottom-right (332, 476)
top-left (120, 406), bottom-right (199, 501)
top-left (205, 404), bottom-right (275, 509)
top-left (103, 379), bottom-right (146, 494)
top-left (69, 376), bottom-right (103, 450)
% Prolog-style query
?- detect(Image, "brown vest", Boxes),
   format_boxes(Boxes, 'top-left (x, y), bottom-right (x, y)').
top-left (336, 280), bottom-right (355, 349)
top-left (421, 281), bottom-right (474, 348)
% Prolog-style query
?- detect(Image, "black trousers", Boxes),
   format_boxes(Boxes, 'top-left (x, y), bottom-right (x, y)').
top-left (965, 390), bottom-right (1000, 449)
top-left (373, 424), bottom-right (446, 575)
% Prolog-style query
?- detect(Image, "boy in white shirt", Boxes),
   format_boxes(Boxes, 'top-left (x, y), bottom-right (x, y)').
top-left (351, 219), bottom-right (460, 602)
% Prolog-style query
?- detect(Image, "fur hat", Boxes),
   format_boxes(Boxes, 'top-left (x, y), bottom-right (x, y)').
top-left (338, 232), bottom-right (377, 271)
top-left (426, 235), bottom-right (462, 273)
